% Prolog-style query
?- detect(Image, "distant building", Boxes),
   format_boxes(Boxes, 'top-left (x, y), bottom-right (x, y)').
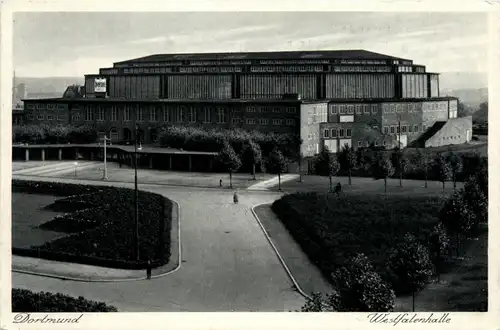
top-left (22, 49), bottom-right (471, 153)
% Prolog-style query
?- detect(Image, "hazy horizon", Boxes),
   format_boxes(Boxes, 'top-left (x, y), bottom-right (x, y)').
top-left (14, 11), bottom-right (488, 90)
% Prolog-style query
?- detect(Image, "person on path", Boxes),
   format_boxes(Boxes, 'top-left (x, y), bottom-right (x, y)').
top-left (220, 179), bottom-right (223, 187)
top-left (146, 260), bottom-right (152, 280)
top-left (334, 182), bottom-right (342, 196)
top-left (233, 191), bottom-right (239, 204)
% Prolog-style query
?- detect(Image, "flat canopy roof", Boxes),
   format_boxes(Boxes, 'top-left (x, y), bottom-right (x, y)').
top-left (115, 50), bottom-right (410, 65)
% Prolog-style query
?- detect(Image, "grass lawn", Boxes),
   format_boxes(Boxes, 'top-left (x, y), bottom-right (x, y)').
top-left (271, 192), bottom-right (445, 295)
top-left (278, 175), bottom-right (461, 197)
top-left (396, 226), bottom-right (488, 312)
top-left (12, 193), bottom-right (67, 248)
top-left (53, 165), bottom-right (274, 189)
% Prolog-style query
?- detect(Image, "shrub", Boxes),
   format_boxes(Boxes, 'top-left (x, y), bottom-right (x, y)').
top-left (440, 190), bottom-right (477, 238)
top-left (330, 254), bottom-right (395, 312)
top-left (12, 180), bottom-right (172, 269)
top-left (386, 234), bottom-right (434, 294)
top-left (428, 222), bottom-right (451, 275)
top-left (12, 288), bottom-right (117, 312)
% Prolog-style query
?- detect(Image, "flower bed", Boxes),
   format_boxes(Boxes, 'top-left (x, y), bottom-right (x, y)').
top-left (12, 180), bottom-right (172, 269)
top-left (12, 288), bottom-right (117, 312)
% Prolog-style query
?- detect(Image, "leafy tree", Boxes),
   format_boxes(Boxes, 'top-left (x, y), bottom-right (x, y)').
top-left (331, 254), bottom-right (395, 312)
top-left (428, 222), bottom-right (450, 280)
top-left (241, 140), bottom-right (262, 180)
top-left (314, 146), bottom-right (340, 192)
top-left (446, 151), bottom-right (463, 189)
top-left (462, 177), bottom-right (487, 226)
top-left (391, 149), bottom-right (409, 187)
top-left (371, 152), bottom-right (395, 194)
top-left (433, 154), bottom-right (452, 192)
top-left (439, 190), bottom-right (477, 256)
top-left (266, 148), bottom-right (288, 191)
top-left (386, 234), bottom-right (434, 311)
top-left (302, 254), bottom-right (395, 312)
top-left (338, 144), bottom-right (356, 185)
top-left (217, 142), bottom-right (242, 188)
top-left (297, 152), bottom-right (304, 183)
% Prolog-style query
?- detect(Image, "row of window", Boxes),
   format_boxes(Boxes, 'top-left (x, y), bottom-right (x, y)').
top-left (246, 106), bottom-right (297, 114)
top-left (77, 106), bottom-right (297, 125)
top-left (332, 66), bottom-right (392, 73)
top-left (442, 135), bottom-right (461, 141)
top-left (357, 140), bottom-right (388, 147)
top-left (243, 118), bottom-right (296, 125)
top-left (383, 124), bottom-right (424, 134)
top-left (331, 104), bottom-right (379, 115)
top-left (249, 65), bottom-right (323, 72)
top-left (26, 103), bottom-right (65, 110)
top-left (28, 114), bottom-right (65, 121)
top-left (323, 128), bottom-right (352, 138)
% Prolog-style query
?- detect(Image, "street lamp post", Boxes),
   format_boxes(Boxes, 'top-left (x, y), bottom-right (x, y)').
top-left (101, 134), bottom-right (110, 180)
top-left (134, 111), bottom-right (140, 262)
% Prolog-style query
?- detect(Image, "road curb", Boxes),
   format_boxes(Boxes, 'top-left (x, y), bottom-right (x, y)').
top-left (250, 203), bottom-right (311, 301)
top-left (12, 178), bottom-right (183, 283)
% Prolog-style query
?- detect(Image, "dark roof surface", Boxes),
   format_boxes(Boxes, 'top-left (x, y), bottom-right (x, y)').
top-left (115, 50), bottom-right (409, 64)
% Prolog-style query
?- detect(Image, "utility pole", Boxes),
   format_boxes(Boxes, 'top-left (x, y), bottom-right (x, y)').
top-left (101, 134), bottom-right (110, 180)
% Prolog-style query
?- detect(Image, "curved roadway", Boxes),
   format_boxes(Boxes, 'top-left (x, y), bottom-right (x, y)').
top-left (12, 176), bottom-right (306, 312)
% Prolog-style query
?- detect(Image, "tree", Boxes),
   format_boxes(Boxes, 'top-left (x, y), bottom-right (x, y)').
top-left (241, 140), bottom-right (262, 180)
top-left (428, 222), bottom-right (450, 281)
top-left (314, 146), bottom-right (340, 192)
top-left (433, 154), bottom-right (452, 192)
top-left (266, 148), bottom-right (288, 191)
top-left (457, 101), bottom-right (473, 118)
top-left (446, 151), bottom-right (463, 190)
top-left (439, 190), bottom-right (477, 256)
top-left (338, 144), bottom-right (356, 185)
top-left (386, 234), bottom-right (434, 311)
top-left (392, 149), bottom-right (409, 187)
top-left (297, 152), bottom-right (304, 183)
top-left (371, 152), bottom-right (394, 194)
top-left (331, 254), bottom-right (395, 312)
top-left (462, 177), bottom-right (487, 226)
top-left (217, 142), bottom-right (242, 188)
top-left (302, 254), bottom-right (395, 312)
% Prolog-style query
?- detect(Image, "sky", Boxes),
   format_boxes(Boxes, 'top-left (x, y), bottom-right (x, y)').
top-left (13, 12), bottom-right (488, 88)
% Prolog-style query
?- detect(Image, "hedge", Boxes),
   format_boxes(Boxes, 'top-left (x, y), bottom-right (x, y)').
top-left (12, 180), bottom-right (172, 269)
top-left (271, 193), bottom-right (445, 294)
top-left (158, 126), bottom-right (301, 160)
top-left (12, 288), bottom-right (117, 312)
top-left (13, 124), bottom-right (98, 144)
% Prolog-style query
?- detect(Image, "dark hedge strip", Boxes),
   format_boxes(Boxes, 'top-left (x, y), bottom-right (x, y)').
top-left (12, 288), bottom-right (117, 312)
top-left (13, 124), bottom-right (98, 144)
top-left (271, 193), bottom-right (445, 294)
top-left (12, 180), bottom-right (172, 269)
top-left (158, 126), bottom-right (301, 159)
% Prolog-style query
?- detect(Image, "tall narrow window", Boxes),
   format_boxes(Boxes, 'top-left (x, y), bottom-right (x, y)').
top-left (189, 107), bottom-right (197, 123)
top-left (217, 107), bottom-right (227, 123)
top-left (150, 107), bottom-right (157, 122)
top-left (203, 107), bottom-right (212, 123)
top-left (111, 106), bottom-right (118, 121)
top-left (124, 106), bottom-right (130, 121)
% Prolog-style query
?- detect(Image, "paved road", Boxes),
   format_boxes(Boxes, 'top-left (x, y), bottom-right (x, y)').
top-left (12, 176), bottom-right (305, 312)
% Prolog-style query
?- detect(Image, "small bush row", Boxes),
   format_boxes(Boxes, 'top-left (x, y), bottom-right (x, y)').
top-left (12, 288), bottom-right (117, 312)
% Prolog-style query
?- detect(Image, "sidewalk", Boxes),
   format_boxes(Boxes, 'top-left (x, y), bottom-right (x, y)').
top-left (247, 174), bottom-right (299, 191)
top-left (12, 185), bottom-right (181, 282)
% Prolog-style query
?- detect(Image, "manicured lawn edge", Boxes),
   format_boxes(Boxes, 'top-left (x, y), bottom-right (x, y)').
top-left (12, 180), bottom-right (172, 270)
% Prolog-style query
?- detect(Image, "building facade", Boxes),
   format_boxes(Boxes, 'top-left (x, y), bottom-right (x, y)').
top-left (21, 49), bottom-right (468, 156)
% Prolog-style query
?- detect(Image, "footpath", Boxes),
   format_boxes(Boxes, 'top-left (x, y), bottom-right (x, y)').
top-left (12, 173), bottom-right (295, 282)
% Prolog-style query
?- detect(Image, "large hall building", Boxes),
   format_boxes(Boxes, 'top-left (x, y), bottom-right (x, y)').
top-left (22, 50), bottom-right (471, 157)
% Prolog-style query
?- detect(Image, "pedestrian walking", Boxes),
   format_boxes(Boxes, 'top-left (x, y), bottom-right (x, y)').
top-left (146, 260), bottom-right (152, 280)
top-left (219, 179), bottom-right (223, 187)
top-left (233, 191), bottom-right (239, 204)
top-left (334, 182), bottom-right (342, 196)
